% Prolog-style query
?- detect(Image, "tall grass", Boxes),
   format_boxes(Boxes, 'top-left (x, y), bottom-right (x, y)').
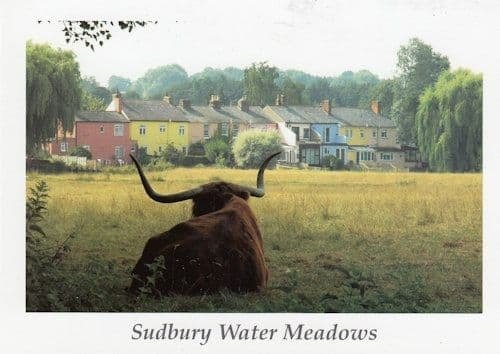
top-left (26, 168), bottom-right (482, 312)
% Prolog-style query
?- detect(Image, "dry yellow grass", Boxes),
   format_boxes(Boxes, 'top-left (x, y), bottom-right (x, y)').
top-left (26, 168), bottom-right (482, 312)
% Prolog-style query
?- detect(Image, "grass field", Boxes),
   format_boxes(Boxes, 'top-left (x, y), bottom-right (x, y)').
top-left (26, 167), bottom-right (482, 312)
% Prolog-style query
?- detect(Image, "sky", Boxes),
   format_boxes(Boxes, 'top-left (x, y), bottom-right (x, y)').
top-left (22, 0), bottom-right (500, 86)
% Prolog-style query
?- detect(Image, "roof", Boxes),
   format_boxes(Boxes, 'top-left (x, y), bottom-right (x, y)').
top-left (265, 106), bottom-right (341, 124)
top-left (181, 106), bottom-right (274, 125)
top-left (122, 100), bottom-right (188, 121)
top-left (331, 107), bottom-right (395, 128)
top-left (75, 111), bottom-right (129, 123)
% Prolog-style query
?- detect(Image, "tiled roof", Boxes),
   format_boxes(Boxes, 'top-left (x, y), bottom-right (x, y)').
top-left (265, 106), bottom-right (341, 124)
top-left (180, 106), bottom-right (274, 125)
top-left (75, 111), bottom-right (129, 123)
top-left (122, 100), bottom-right (188, 121)
top-left (331, 107), bottom-right (395, 128)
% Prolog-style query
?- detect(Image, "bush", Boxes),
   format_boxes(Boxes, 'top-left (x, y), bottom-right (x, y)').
top-left (70, 145), bottom-right (92, 160)
top-left (179, 155), bottom-right (209, 167)
top-left (232, 130), bottom-right (282, 169)
top-left (188, 142), bottom-right (205, 156)
top-left (204, 137), bottom-right (232, 165)
top-left (321, 155), bottom-right (345, 170)
top-left (158, 143), bottom-right (182, 165)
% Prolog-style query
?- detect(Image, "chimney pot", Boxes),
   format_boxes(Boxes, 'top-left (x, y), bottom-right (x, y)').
top-left (237, 96), bottom-right (249, 111)
top-left (209, 94), bottom-right (221, 109)
top-left (163, 94), bottom-right (173, 105)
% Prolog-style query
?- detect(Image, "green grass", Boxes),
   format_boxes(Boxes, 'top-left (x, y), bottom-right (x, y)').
top-left (26, 168), bottom-right (482, 312)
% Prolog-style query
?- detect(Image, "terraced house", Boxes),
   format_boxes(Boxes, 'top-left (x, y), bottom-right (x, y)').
top-left (263, 96), bottom-right (348, 166)
top-left (180, 95), bottom-right (278, 143)
top-left (106, 93), bottom-right (189, 155)
top-left (336, 101), bottom-right (405, 169)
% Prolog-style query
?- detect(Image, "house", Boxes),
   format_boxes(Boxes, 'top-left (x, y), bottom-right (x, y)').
top-left (73, 111), bottom-right (133, 163)
top-left (263, 96), bottom-right (348, 166)
top-left (180, 95), bottom-right (278, 144)
top-left (106, 93), bottom-right (190, 155)
top-left (46, 123), bottom-right (77, 156)
top-left (334, 101), bottom-right (405, 168)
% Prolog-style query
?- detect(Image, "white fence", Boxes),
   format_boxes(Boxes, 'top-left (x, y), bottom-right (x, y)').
top-left (52, 155), bottom-right (87, 166)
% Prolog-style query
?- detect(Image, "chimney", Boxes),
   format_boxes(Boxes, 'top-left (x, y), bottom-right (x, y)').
top-left (275, 94), bottom-right (285, 106)
top-left (163, 92), bottom-right (173, 105)
top-left (112, 91), bottom-right (123, 113)
top-left (179, 99), bottom-right (191, 109)
top-left (237, 96), bottom-right (249, 112)
top-left (371, 100), bottom-right (381, 115)
top-left (320, 99), bottom-right (331, 115)
top-left (209, 94), bottom-right (221, 109)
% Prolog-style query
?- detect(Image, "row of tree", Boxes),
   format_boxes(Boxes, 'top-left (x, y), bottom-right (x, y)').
top-left (26, 38), bottom-right (482, 172)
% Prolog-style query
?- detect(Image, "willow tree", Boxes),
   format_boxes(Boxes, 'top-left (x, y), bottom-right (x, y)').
top-left (26, 41), bottom-right (82, 154)
top-left (416, 69), bottom-right (482, 172)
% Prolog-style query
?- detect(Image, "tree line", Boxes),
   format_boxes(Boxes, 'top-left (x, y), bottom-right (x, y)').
top-left (26, 38), bottom-right (482, 172)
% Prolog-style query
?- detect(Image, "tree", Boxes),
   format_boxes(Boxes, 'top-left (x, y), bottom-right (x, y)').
top-left (393, 38), bottom-right (450, 145)
top-left (415, 69), bottom-right (482, 172)
top-left (304, 77), bottom-right (332, 104)
top-left (39, 21), bottom-right (157, 51)
top-left (107, 75), bottom-right (132, 92)
top-left (244, 62), bottom-right (279, 106)
top-left (26, 41), bottom-right (81, 154)
top-left (204, 136), bottom-right (232, 166)
top-left (130, 64), bottom-right (189, 99)
top-left (232, 131), bottom-right (282, 169)
top-left (280, 77), bottom-right (305, 105)
top-left (81, 91), bottom-right (107, 111)
top-left (364, 79), bottom-right (396, 115)
top-left (81, 76), bottom-right (112, 106)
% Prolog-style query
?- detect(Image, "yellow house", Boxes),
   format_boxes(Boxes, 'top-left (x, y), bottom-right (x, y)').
top-left (107, 94), bottom-right (189, 155)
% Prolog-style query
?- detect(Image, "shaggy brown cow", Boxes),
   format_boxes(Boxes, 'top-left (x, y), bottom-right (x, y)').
top-left (129, 152), bottom-right (280, 296)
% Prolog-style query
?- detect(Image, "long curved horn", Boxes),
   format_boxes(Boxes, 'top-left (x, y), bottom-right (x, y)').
top-left (130, 154), bottom-right (203, 203)
top-left (243, 151), bottom-right (282, 198)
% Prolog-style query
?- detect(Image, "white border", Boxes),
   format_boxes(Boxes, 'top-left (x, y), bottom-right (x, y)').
top-left (1, 1), bottom-right (499, 353)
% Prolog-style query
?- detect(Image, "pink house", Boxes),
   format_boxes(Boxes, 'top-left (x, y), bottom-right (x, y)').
top-left (74, 111), bottom-right (133, 163)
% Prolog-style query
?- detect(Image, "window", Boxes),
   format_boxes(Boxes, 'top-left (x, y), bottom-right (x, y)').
top-left (303, 128), bottom-right (310, 140)
top-left (345, 129), bottom-right (353, 138)
top-left (158, 146), bottom-right (162, 152)
top-left (372, 130), bottom-right (377, 138)
top-left (325, 128), bottom-right (330, 142)
top-left (221, 123), bottom-right (228, 136)
top-left (159, 124), bottom-right (166, 133)
top-left (114, 124), bottom-right (124, 136)
top-left (381, 130), bottom-right (388, 138)
top-left (203, 124), bottom-right (210, 138)
top-left (114, 146), bottom-right (124, 159)
top-left (99, 125), bottom-right (104, 133)
top-left (380, 152), bottom-right (393, 160)
top-left (336, 148), bottom-right (340, 158)
top-left (60, 142), bottom-right (68, 152)
top-left (292, 127), bottom-right (300, 142)
top-left (360, 130), bottom-right (364, 138)
top-left (178, 125), bottom-right (185, 136)
top-left (324, 147), bottom-right (328, 154)
top-left (139, 125), bottom-right (146, 135)
top-left (232, 124), bottom-right (239, 136)
top-left (182, 146), bottom-right (187, 155)
top-left (359, 151), bottom-right (373, 161)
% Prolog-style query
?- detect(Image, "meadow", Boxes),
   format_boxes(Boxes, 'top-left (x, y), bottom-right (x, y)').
top-left (26, 167), bottom-right (482, 312)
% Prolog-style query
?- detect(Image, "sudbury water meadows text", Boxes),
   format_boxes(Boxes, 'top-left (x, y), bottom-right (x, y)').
top-left (131, 323), bottom-right (378, 344)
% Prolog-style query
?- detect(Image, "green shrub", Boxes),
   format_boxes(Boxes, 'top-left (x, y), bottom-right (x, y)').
top-left (70, 145), bottom-right (92, 160)
top-left (204, 137), bottom-right (232, 165)
top-left (188, 142), bottom-right (205, 156)
top-left (159, 143), bottom-right (182, 165)
top-left (179, 155), bottom-right (209, 167)
top-left (232, 130), bottom-right (282, 168)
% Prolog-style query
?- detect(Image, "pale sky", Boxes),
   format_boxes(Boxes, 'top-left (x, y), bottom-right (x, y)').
top-left (22, 0), bottom-right (500, 86)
